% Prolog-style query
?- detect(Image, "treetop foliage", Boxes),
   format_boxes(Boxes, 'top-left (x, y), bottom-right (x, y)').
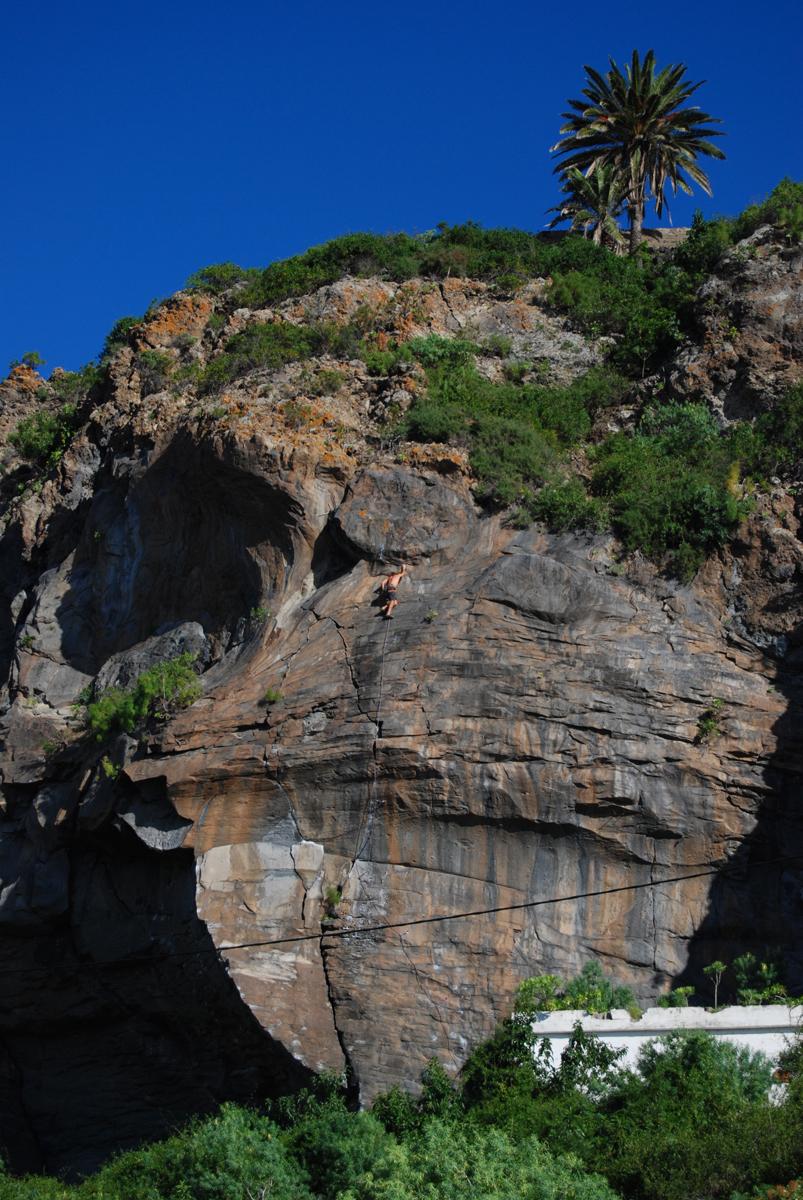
top-left (4, 1024), bottom-right (800, 1200)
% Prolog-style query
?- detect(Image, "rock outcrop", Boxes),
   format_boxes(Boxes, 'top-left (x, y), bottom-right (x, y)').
top-left (1, 256), bottom-right (802, 1175)
top-left (669, 225), bottom-right (803, 421)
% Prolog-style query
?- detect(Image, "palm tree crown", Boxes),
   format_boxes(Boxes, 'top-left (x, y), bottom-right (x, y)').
top-left (550, 50), bottom-right (725, 253)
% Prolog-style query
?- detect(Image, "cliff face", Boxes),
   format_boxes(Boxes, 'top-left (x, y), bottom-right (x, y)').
top-left (1, 245), bottom-right (802, 1175)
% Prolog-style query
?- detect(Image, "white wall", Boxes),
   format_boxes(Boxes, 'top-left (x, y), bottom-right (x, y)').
top-left (532, 1005), bottom-right (803, 1070)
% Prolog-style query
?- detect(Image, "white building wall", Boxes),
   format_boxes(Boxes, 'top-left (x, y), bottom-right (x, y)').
top-left (532, 1005), bottom-right (803, 1070)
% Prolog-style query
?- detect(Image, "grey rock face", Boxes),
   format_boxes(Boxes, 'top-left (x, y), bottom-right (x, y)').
top-left (669, 230), bottom-right (803, 421)
top-left (94, 621), bottom-right (210, 694)
top-left (0, 260), bottom-right (802, 1175)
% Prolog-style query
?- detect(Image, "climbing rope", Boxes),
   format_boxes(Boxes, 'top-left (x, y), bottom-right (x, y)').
top-left (374, 615), bottom-right (392, 731)
top-left (351, 586), bottom-right (394, 863)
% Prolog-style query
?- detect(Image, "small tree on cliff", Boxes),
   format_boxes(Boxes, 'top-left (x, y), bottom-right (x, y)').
top-left (546, 164), bottom-right (627, 252)
top-left (550, 50), bottom-right (725, 254)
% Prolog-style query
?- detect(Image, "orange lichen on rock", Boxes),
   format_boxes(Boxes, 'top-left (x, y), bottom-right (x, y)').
top-left (138, 294), bottom-right (214, 348)
top-left (6, 364), bottom-right (42, 393)
top-left (404, 443), bottom-right (470, 475)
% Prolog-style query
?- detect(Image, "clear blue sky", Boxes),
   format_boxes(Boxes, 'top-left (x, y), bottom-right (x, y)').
top-left (2, 0), bottom-right (800, 374)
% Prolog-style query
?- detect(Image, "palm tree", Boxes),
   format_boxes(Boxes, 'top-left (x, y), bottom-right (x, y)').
top-left (551, 50), bottom-right (725, 254)
top-left (546, 165), bottom-right (627, 252)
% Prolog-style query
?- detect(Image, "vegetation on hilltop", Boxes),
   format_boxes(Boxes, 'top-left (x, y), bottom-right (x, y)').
top-left (5, 179), bottom-right (802, 580)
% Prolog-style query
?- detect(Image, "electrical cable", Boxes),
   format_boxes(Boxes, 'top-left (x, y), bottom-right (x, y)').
top-left (4, 852), bottom-right (801, 976)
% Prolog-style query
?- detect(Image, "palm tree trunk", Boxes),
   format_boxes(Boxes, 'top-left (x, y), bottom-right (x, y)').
top-left (628, 197), bottom-right (645, 255)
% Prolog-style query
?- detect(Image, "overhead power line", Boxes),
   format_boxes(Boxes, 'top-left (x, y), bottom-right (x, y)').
top-left (4, 852), bottom-right (801, 976)
top-left (221, 853), bottom-right (803, 954)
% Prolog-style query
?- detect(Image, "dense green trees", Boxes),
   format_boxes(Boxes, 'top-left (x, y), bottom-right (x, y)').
top-left (4, 1025), bottom-right (801, 1200)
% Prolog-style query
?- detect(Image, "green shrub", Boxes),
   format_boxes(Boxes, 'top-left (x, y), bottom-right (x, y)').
top-left (135, 350), bottom-right (172, 393)
top-left (264, 687), bottom-right (283, 705)
top-left (308, 367), bottom-right (346, 395)
top-left (196, 320), bottom-right (359, 395)
top-left (732, 178), bottom-right (803, 244)
top-left (673, 209), bottom-right (735, 276)
top-left (591, 402), bottom-right (745, 577)
top-left (197, 322), bottom-right (317, 394)
top-left (482, 334), bottom-right (513, 357)
top-left (528, 479), bottom-right (607, 532)
top-left (407, 334), bottom-right (478, 368)
top-left (101, 315), bottom-right (142, 360)
top-left (657, 986), bottom-right (695, 1008)
top-left (732, 383), bottom-right (803, 479)
top-left (185, 262), bottom-right (261, 293)
top-left (8, 404), bottom-right (81, 467)
top-left (49, 363), bottom-right (102, 404)
top-left (732, 951), bottom-right (786, 1005)
top-left (284, 1096), bottom-right (391, 1200)
top-left (360, 343), bottom-right (411, 376)
top-left (100, 755), bottom-right (120, 780)
top-left (84, 653), bottom-right (201, 740)
top-left (87, 1103), bottom-right (312, 1200)
top-left (470, 416), bottom-right (559, 506)
top-left (337, 1117), bottom-right (618, 1200)
top-left (459, 1016), bottom-right (554, 1109)
top-left (597, 1031), bottom-right (777, 1200)
top-left (514, 974), bottom-right (564, 1013)
top-left (8, 351), bottom-right (45, 371)
top-left (502, 361), bottom-right (532, 384)
top-left (696, 697), bottom-right (725, 743)
top-left (515, 961), bottom-right (636, 1016)
top-left (398, 350), bottom-right (632, 519)
top-left (400, 355), bottom-right (621, 508)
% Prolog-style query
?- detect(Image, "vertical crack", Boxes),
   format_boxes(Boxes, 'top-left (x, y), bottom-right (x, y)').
top-left (398, 933), bottom-right (460, 1071)
top-left (328, 617), bottom-right (379, 735)
top-left (319, 933), bottom-right (359, 1104)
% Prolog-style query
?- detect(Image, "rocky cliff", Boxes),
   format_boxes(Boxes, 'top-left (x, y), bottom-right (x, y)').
top-left (1, 232), bottom-right (802, 1175)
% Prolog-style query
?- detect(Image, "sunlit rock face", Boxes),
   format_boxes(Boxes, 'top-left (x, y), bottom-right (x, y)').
top-left (1, 263), bottom-right (802, 1174)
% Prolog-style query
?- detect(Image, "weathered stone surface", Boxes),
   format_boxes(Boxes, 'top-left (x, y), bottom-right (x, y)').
top-left (669, 228), bottom-right (803, 420)
top-left (94, 621), bottom-right (210, 693)
top-left (0, 254), bottom-right (802, 1173)
top-left (332, 467), bottom-right (477, 564)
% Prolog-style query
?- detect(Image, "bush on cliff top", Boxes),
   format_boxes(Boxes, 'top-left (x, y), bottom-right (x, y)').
top-left (190, 224), bottom-right (697, 378)
top-left (731, 177), bottom-right (803, 243)
top-left (177, 181), bottom-right (801, 386)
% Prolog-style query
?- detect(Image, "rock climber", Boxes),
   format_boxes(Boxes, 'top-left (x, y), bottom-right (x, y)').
top-left (380, 563), bottom-right (408, 619)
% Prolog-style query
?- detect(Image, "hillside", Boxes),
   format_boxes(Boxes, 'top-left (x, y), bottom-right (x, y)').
top-left (1, 189), bottom-right (802, 1175)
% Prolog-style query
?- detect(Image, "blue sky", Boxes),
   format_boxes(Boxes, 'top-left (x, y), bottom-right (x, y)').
top-left (2, 0), bottom-right (800, 374)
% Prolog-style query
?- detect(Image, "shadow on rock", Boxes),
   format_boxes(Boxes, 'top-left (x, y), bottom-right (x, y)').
top-left (679, 627), bottom-right (803, 1000)
top-left (0, 816), bottom-right (315, 1180)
